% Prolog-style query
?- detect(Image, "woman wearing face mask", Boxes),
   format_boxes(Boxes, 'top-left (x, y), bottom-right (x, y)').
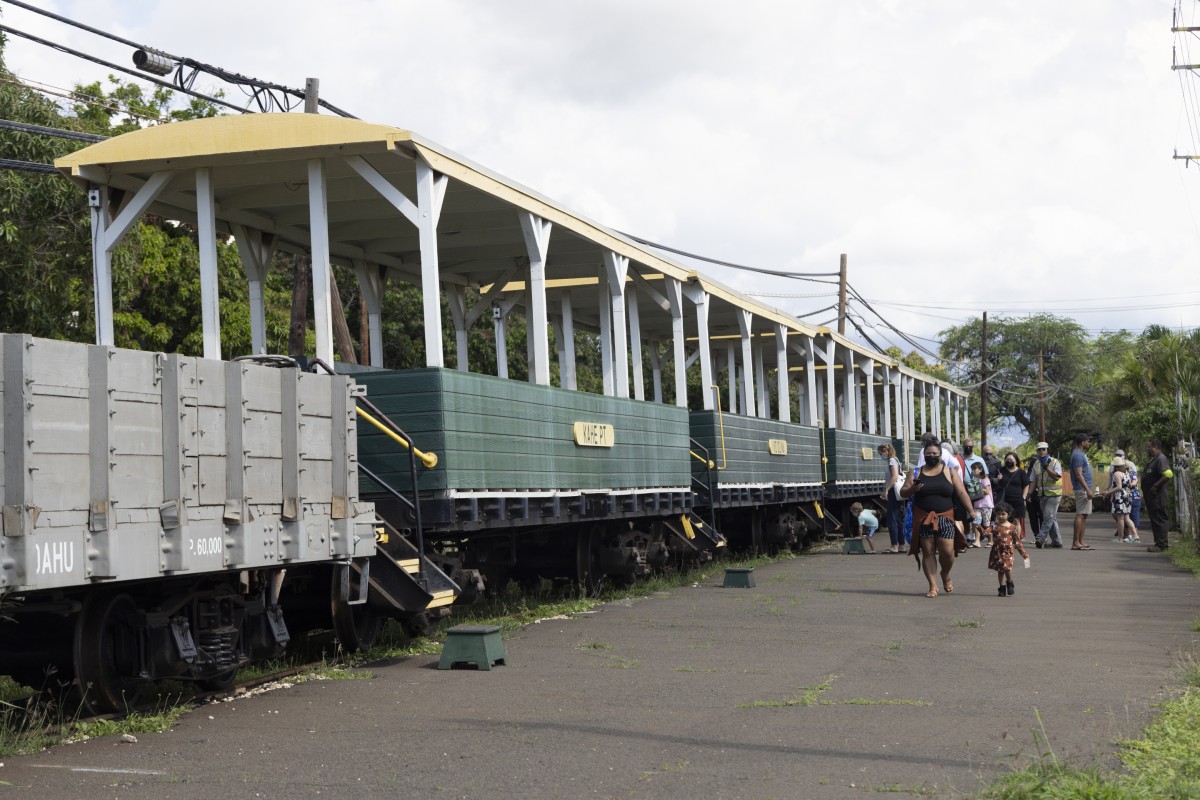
top-left (995, 452), bottom-right (1031, 540)
top-left (899, 442), bottom-right (975, 597)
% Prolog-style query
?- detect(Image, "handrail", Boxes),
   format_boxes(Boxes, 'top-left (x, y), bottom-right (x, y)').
top-left (356, 407), bottom-right (439, 469)
top-left (709, 385), bottom-right (728, 470)
top-left (817, 418), bottom-right (829, 483)
top-left (304, 357), bottom-right (432, 586)
top-left (689, 436), bottom-right (719, 534)
top-left (689, 450), bottom-right (715, 469)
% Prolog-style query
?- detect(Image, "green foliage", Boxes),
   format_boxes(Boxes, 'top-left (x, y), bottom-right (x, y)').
top-left (1100, 328), bottom-right (1200, 448)
top-left (938, 314), bottom-right (1103, 451)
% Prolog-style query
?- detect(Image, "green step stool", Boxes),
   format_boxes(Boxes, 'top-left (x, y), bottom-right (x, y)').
top-left (842, 537), bottom-right (868, 554)
top-left (438, 624), bottom-right (506, 670)
top-left (722, 567), bottom-right (755, 588)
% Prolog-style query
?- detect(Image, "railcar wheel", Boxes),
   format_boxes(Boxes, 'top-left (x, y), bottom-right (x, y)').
top-left (330, 566), bottom-right (383, 652)
top-left (72, 593), bottom-right (143, 715)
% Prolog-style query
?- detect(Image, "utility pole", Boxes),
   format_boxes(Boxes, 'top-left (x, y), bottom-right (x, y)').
top-left (837, 254), bottom-right (847, 335)
top-left (1038, 348), bottom-right (1046, 443)
top-left (304, 78), bottom-right (320, 114)
top-left (980, 311), bottom-right (988, 447)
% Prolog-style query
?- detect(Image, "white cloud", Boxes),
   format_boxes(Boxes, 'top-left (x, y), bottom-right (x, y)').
top-left (2, 0), bottom-right (1198, 344)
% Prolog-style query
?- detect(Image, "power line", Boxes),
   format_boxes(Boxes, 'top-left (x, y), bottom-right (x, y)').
top-left (0, 24), bottom-right (251, 115)
top-left (0, 157), bottom-right (56, 173)
top-left (0, 0), bottom-right (356, 117)
top-left (0, 75), bottom-right (167, 123)
top-left (618, 231), bottom-right (839, 281)
top-left (0, 118), bottom-right (106, 142)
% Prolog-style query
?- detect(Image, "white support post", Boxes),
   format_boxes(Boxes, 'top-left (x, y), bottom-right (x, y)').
top-left (920, 383), bottom-right (928, 437)
top-left (88, 185), bottom-right (115, 347)
top-left (821, 339), bottom-right (837, 428)
top-left (353, 260), bottom-right (385, 367)
top-left (804, 342), bottom-right (818, 425)
top-left (520, 213), bottom-right (552, 385)
top-left (775, 324), bottom-right (790, 423)
top-left (843, 347), bottom-right (858, 432)
top-left (415, 159), bottom-right (447, 368)
top-left (560, 290), bottom-right (576, 391)
top-left (648, 344), bottom-right (663, 403)
top-left (882, 365), bottom-right (893, 438)
top-left (735, 310), bottom-right (756, 418)
top-left (962, 395), bottom-right (969, 441)
top-left (626, 284), bottom-right (644, 401)
top-left (233, 226), bottom-right (277, 357)
top-left (603, 252), bottom-right (630, 398)
top-left (89, 172), bottom-right (175, 346)
top-left (726, 345), bottom-right (738, 414)
top-left (947, 392), bottom-right (955, 442)
top-left (666, 279), bottom-right (687, 408)
top-left (446, 284), bottom-right (469, 371)
top-left (864, 359), bottom-right (877, 435)
top-left (754, 342), bottom-right (768, 418)
top-left (307, 159), bottom-right (335, 365)
top-left (597, 267), bottom-right (614, 396)
top-left (932, 385), bottom-right (943, 440)
top-left (494, 305), bottom-right (509, 380)
top-left (907, 376), bottom-right (916, 442)
top-left (683, 285), bottom-right (714, 410)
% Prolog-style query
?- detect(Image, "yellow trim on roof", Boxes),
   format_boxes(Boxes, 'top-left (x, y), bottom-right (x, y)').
top-left (55, 113), bottom-right (413, 177)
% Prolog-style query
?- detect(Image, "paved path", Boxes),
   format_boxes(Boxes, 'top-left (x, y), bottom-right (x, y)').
top-left (1, 517), bottom-right (1197, 799)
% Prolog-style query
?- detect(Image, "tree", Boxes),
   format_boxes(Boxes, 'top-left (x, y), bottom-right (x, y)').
top-left (1100, 327), bottom-right (1200, 449)
top-left (938, 314), bottom-right (1099, 453)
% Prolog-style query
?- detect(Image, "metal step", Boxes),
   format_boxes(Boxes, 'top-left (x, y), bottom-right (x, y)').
top-left (663, 513), bottom-right (727, 552)
top-left (357, 522), bottom-right (462, 615)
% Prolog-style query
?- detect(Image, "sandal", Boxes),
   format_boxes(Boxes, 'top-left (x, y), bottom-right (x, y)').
top-left (925, 588), bottom-right (938, 598)
top-left (943, 580), bottom-right (954, 594)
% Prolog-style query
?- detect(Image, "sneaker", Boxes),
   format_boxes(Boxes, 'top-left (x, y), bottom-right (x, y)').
top-left (1122, 536), bottom-right (1134, 543)
top-left (1035, 539), bottom-right (1044, 549)
top-left (1050, 542), bottom-right (1064, 548)
top-left (1147, 545), bottom-right (1168, 552)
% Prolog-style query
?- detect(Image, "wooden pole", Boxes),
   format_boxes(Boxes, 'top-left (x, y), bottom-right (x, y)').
top-left (837, 254), bottom-right (848, 335)
top-left (288, 254), bottom-right (309, 357)
top-left (1038, 348), bottom-right (1045, 442)
top-left (979, 311), bottom-right (988, 447)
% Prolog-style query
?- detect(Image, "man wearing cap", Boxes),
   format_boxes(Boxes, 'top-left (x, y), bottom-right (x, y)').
top-left (1030, 442), bottom-right (1063, 548)
top-left (1069, 433), bottom-right (1096, 549)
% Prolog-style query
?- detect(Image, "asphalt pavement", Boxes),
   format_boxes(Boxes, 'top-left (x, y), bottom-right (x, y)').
top-left (1, 514), bottom-right (1197, 800)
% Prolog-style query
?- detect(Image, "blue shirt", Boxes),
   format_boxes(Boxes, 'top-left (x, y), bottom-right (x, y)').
top-left (858, 510), bottom-right (878, 532)
top-left (1070, 448), bottom-right (1092, 491)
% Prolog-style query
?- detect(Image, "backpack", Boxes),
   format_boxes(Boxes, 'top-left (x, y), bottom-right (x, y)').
top-left (965, 475), bottom-right (985, 501)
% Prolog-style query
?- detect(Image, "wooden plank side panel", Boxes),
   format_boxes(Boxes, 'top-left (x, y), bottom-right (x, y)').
top-left (689, 411), bottom-right (823, 485)
top-left (355, 367), bottom-right (689, 494)
top-left (824, 429), bottom-right (893, 483)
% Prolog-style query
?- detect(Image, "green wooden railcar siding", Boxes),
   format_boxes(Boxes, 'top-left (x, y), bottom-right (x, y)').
top-left (355, 368), bottom-right (691, 494)
top-left (689, 411), bottom-right (824, 485)
top-left (822, 429), bottom-right (894, 483)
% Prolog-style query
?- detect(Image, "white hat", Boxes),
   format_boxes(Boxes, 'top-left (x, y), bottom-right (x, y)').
top-left (1036, 442), bottom-right (1049, 450)
top-left (1111, 456), bottom-right (1126, 467)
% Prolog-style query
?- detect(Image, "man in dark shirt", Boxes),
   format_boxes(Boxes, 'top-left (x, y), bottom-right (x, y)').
top-left (1143, 440), bottom-right (1172, 552)
top-left (982, 444), bottom-right (1003, 483)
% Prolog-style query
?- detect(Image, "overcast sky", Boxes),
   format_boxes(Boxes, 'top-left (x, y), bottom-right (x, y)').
top-left (4, 0), bottom-right (1200, 353)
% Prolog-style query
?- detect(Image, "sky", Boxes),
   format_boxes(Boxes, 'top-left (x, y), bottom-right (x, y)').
top-left (3, 0), bottom-right (1200, 356)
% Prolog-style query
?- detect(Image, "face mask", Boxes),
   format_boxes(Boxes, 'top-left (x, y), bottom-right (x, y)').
top-left (925, 453), bottom-right (941, 466)
top-left (964, 446), bottom-right (973, 455)
top-left (1006, 461), bottom-right (1016, 468)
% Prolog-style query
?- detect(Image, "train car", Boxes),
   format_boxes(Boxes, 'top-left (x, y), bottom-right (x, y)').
top-left (0, 113), bottom-right (967, 711)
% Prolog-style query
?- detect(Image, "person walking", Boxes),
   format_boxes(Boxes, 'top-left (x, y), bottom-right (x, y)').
top-left (900, 441), bottom-right (975, 598)
top-left (878, 444), bottom-right (905, 553)
top-left (995, 452), bottom-right (1031, 540)
top-left (987, 502), bottom-right (1029, 597)
top-left (982, 444), bottom-right (1003, 483)
top-left (1143, 440), bottom-right (1172, 552)
top-left (1024, 453), bottom-right (1043, 543)
top-left (969, 461), bottom-right (994, 546)
top-left (1069, 434), bottom-right (1096, 550)
top-left (1030, 442), bottom-right (1064, 548)
top-left (1113, 449), bottom-right (1143, 533)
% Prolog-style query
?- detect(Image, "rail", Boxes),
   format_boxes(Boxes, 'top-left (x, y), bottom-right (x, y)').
top-left (689, 437), bottom-right (719, 533)
top-left (710, 385), bottom-right (728, 470)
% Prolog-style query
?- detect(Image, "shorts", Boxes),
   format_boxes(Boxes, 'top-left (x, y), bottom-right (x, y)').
top-left (863, 526), bottom-right (877, 538)
top-left (918, 515), bottom-right (956, 540)
top-left (976, 507), bottom-right (993, 528)
top-left (1074, 489), bottom-right (1092, 516)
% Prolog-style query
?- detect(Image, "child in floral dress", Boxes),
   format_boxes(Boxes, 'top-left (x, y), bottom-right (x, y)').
top-left (987, 502), bottom-right (1029, 597)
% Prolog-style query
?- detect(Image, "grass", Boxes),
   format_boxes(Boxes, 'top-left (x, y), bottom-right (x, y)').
top-left (973, 535), bottom-right (1200, 799)
top-left (952, 616), bottom-right (985, 628)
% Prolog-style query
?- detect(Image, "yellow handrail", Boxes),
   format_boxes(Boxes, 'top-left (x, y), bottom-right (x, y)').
top-left (690, 450), bottom-right (716, 469)
top-left (817, 417), bottom-right (828, 483)
top-left (356, 407), bottom-right (439, 469)
top-left (710, 385), bottom-right (728, 470)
